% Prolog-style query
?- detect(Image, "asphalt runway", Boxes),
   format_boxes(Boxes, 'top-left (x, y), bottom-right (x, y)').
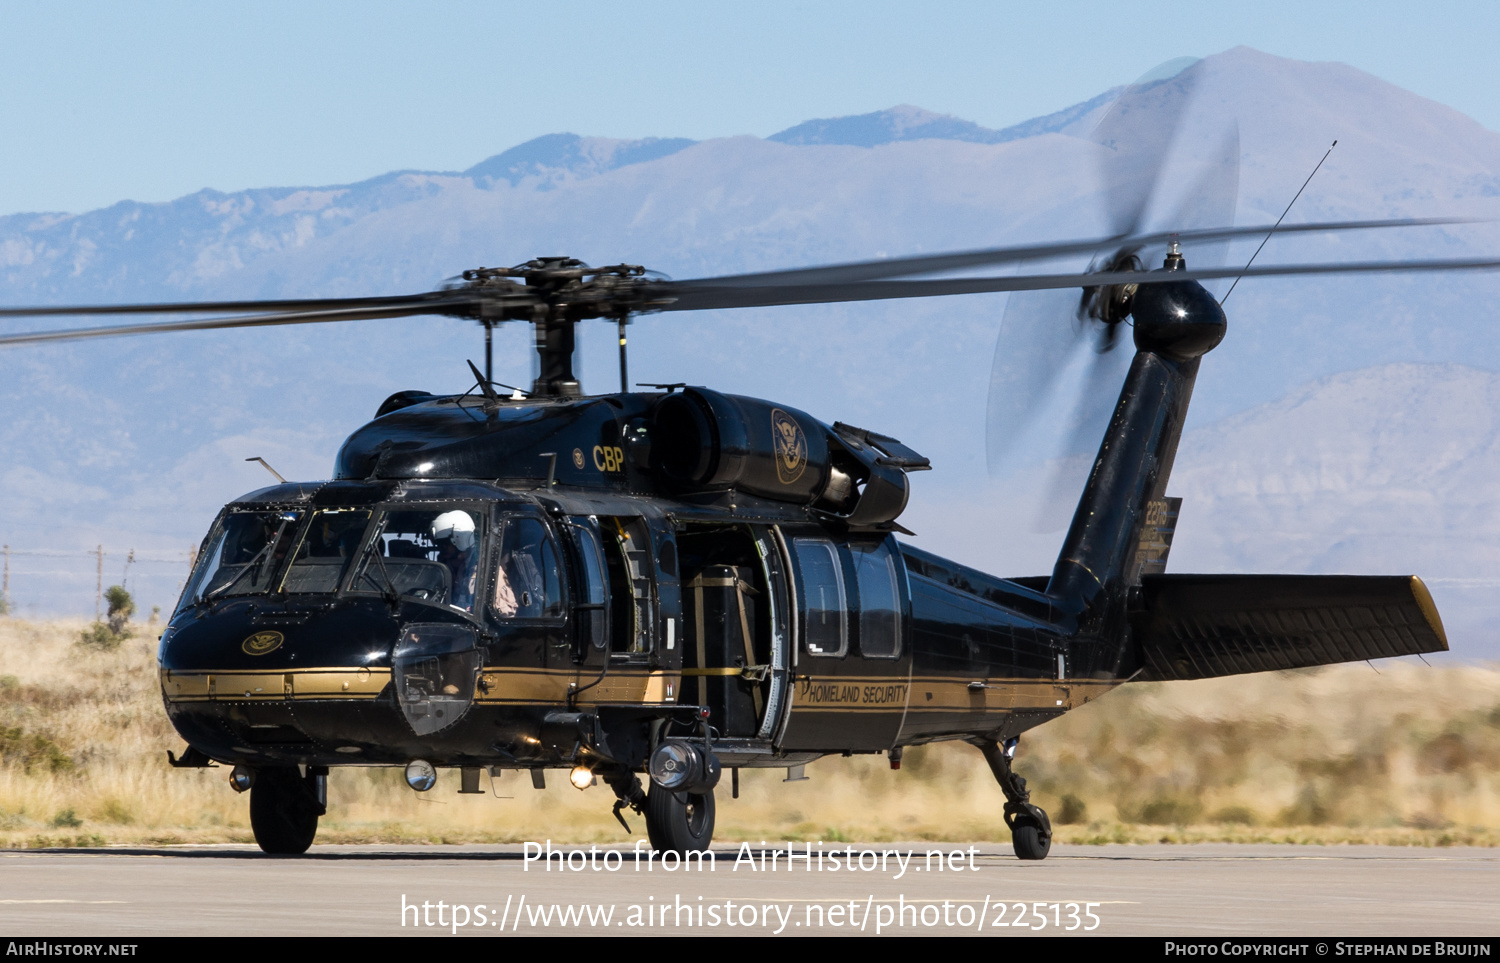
top-left (2, 843), bottom-right (1497, 937)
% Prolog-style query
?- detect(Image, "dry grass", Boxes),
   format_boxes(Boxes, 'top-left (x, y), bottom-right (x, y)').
top-left (2, 617), bottom-right (1498, 848)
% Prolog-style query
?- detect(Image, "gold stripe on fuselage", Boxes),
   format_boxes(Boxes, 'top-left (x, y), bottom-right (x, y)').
top-left (474, 667), bottom-right (681, 706)
top-left (160, 666), bottom-right (391, 702)
top-left (786, 675), bottom-right (1118, 715)
top-left (897, 675), bottom-right (1120, 713)
top-left (160, 665), bottom-right (682, 707)
top-left (161, 666), bottom-right (1119, 713)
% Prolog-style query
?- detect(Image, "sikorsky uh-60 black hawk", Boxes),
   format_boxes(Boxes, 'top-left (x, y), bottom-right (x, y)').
top-left (3, 73), bottom-right (1492, 859)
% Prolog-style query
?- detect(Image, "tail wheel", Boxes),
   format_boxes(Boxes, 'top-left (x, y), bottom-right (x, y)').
top-left (644, 784), bottom-right (715, 854)
top-left (249, 766), bottom-right (321, 855)
top-left (1011, 816), bottom-right (1052, 861)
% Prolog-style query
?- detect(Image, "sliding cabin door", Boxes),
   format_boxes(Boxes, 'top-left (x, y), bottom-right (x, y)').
top-left (776, 533), bottom-right (911, 751)
top-left (675, 524), bottom-right (791, 741)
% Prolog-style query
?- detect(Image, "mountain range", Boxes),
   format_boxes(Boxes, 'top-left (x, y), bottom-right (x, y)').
top-left (4, 47), bottom-right (1500, 659)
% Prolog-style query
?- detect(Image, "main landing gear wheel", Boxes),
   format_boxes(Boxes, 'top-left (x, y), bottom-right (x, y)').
top-left (1010, 815), bottom-right (1052, 861)
top-left (971, 737), bottom-right (1054, 861)
top-left (644, 784), bottom-right (715, 854)
top-left (249, 766), bottom-right (324, 855)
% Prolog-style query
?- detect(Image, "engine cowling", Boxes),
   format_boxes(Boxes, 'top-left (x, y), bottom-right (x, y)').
top-left (652, 388), bottom-right (832, 503)
top-left (648, 388), bottom-right (924, 527)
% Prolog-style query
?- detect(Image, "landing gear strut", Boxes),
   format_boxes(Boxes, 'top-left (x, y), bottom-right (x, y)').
top-left (972, 738), bottom-right (1052, 860)
top-left (248, 765), bottom-right (326, 855)
top-left (604, 772), bottom-right (648, 835)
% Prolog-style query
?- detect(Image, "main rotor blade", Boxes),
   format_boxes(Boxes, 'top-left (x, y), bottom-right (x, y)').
top-left (0, 292), bottom-right (463, 319)
top-left (4, 249), bottom-right (1495, 346)
top-left (657, 256), bottom-right (1500, 313)
top-left (0, 298), bottom-right (483, 347)
top-left (676, 218), bottom-right (1472, 289)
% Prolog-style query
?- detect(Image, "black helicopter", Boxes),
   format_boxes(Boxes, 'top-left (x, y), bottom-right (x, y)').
top-left (1, 70), bottom-right (1487, 859)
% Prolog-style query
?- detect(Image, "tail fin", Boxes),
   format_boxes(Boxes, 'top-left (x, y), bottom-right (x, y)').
top-left (1046, 349), bottom-right (1201, 628)
top-left (1046, 267), bottom-right (1224, 646)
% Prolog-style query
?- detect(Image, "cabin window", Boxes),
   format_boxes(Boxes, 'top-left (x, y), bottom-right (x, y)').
top-left (851, 539), bottom-right (902, 658)
top-left (492, 517), bottom-right (563, 620)
top-left (794, 537), bottom-right (847, 658)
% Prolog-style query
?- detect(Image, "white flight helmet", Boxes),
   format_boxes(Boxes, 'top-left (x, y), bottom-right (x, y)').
top-left (431, 511), bottom-right (475, 551)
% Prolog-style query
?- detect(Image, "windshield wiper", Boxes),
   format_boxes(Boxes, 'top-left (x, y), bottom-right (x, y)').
top-left (366, 544), bottom-right (403, 613)
top-left (199, 517), bottom-right (293, 607)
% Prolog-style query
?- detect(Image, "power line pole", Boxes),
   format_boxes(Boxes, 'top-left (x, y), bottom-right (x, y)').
top-left (177, 543), bottom-right (198, 601)
top-left (2, 544), bottom-right (8, 613)
top-left (95, 545), bottom-right (104, 621)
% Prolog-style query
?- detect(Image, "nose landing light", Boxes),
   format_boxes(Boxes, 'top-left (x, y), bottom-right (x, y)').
top-left (229, 766), bottom-right (255, 793)
top-left (405, 760), bottom-right (437, 792)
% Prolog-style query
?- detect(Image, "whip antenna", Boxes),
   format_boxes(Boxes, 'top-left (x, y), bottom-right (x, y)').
top-left (245, 457), bottom-right (286, 483)
top-left (1222, 140), bottom-right (1337, 306)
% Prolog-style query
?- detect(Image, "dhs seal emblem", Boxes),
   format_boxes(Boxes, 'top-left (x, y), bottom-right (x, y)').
top-left (242, 631), bottom-right (284, 656)
top-left (771, 409), bottom-right (808, 485)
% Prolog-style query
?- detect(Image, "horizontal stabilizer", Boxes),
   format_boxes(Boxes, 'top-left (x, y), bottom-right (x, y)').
top-left (1131, 574), bottom-right (1448, 681)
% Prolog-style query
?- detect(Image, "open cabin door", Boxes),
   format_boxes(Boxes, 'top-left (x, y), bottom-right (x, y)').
top-left (676, 524), bottom-right (790, 741)
top-left (559, 515), bottom-right (609, 668)
top-left (559, 514), bottom-right (676, 705)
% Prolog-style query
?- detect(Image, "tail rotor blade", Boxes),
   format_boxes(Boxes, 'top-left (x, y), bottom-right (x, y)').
top-left (1092, 57), bottom-right (1202, 239)
top-left (985, 287), bottom-right (1082, 472)
top-left (988, 58), bottom-right (1238, 530)
top-left (1164, 122), bottom-right (1241, 293)
top-left (987, 59), bottom-right (1200, 476)
top-left (1028, 337), bottom-right (1134, 532)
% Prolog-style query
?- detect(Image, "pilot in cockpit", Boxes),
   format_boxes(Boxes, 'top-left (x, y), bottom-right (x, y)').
top-left (431, 511), bottom-right (478, 611)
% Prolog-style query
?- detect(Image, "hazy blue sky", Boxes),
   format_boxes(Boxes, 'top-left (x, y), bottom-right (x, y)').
top-left (1, 1), bottom-right (1496, 216)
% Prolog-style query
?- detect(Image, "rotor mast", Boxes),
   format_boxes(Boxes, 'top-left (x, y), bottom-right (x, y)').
top-left (457, 258), bottom-right (656, 398)
top-left (532, 311), bottom-right (581, 397)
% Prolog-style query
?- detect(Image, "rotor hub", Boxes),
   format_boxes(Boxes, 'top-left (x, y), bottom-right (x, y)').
top-left (449, 258), bottom-right (668, 396)
top-left (1079, 249), bottom-right (1143, 327)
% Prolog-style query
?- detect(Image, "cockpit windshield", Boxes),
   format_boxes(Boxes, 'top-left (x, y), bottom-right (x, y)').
top-left (352, 508), bottom-right (484, 613)
top-left (281, 509), bottom-right (373, 594)
top-left (178, 504), bottom-right (492, 616)
top-left (178, 510), bottom-right (301, 610)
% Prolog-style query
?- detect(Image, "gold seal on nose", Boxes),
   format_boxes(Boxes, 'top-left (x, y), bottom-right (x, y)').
top-left (242, 631), bottom-right (284, 656)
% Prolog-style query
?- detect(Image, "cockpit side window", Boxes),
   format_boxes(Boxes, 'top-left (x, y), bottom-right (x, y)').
top-left (352, 508), bottom-right (485, 613)
top-left (491, 517), bottom-right (563, 620)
